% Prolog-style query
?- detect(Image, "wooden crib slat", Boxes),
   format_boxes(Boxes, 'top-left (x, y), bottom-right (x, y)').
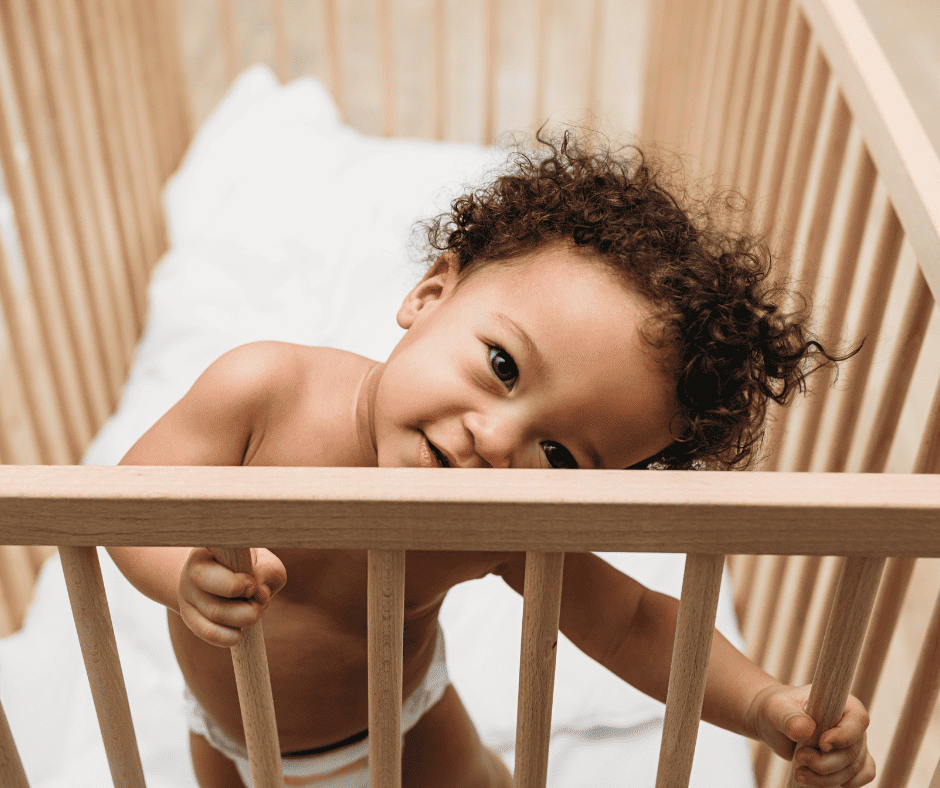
top-left (744, 0), bottom-right (806, 216)
top-left (763, 39), bottom-right (829, 270)
top-left (0, 695), bottom-right (30, 788)
top-left (876, 587), bottom-right (940, 788)
top-left (58, 545), bottom-right (146, 788)
top-left (732, 0), bottom-right (788, 195)
top-left (699, 0), bottom-right (743, 168)
top-left (368, 549), bottom-right (405, 788)
top-left (772, 556), bottom-right (823, 686)
top-left (780, 141), bottom-right (876, 472)
top-left (513, 551), bottom-right (564, 788)
top-left (851, 556), bottom-right (916, 709)
top-left (732, 553), bottom-right (759, 630)
top-left (744, 554), bottom-right (788, 666)
top-left (0, 270), bottom-right (46, 464)
top-left (75, 0), bottom-right (152, 323)
top-left (782, 556), bottom-right (884, 788)
top-left (151, 0), bottom-right (193, 175)
top-left (57, 0), bottom-right (147, 337)
top-left (0, 7), bottom-right (99, 460)
top-left (655, 553), bottom-right (724, 788)
top-left (710, 0), bottom-right (757, 176)
top-left (24, 0), bottom-right (132, 398)
top-left (212, 546), bottom-right (285, 788)
top-left (859, 268), bottom-right (934, 473)
top-left (823, 201), bottom-right (903, 473)
top-left (105, 0), bottom-right (167, 274)
top-left (1, 2), bottom-right (117, 433)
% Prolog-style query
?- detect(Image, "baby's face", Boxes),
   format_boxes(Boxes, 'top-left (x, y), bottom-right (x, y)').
top-left (371, 246), bottom-right (677, 470)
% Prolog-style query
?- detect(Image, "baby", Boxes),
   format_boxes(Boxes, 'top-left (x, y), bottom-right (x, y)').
top-left (108, 134), bottom-right (874, 788)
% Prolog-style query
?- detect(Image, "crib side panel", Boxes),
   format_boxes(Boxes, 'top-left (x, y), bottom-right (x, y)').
top-left (642, 0), bottom-right (940, 784)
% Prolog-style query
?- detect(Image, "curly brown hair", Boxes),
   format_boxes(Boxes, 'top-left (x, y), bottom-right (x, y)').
top-left (419, 132), bottom-right (853, 470)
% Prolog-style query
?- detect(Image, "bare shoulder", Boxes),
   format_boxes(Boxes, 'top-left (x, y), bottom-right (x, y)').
top-left (121, 342), bottom-right (367, 467)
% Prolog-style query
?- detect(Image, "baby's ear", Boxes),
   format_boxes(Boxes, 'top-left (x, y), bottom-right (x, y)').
top-left (397, 254), bottom-right (460, 329)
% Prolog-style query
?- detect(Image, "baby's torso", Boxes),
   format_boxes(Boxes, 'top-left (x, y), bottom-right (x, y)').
top-left (170, 345), bottom-right (513, 752)
top-left (170, 547), bottom-right (509, 754)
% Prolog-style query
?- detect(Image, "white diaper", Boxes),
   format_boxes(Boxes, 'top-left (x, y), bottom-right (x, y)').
top-left (185, 627), bottom-right (449, 787)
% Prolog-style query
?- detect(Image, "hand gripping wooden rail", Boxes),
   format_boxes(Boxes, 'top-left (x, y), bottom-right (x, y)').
top-left (0, 466), bottom-right (939, 787)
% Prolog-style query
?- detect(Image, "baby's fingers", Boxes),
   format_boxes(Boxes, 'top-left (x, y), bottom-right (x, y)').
top-left (793, 742), bottom-right (875, 787)
top-left (817, 695), bottom-right (870, 754)
top-left (179, 586), bottom-right (263, 647)
top-left (188, 549), bottom-right (258, 599)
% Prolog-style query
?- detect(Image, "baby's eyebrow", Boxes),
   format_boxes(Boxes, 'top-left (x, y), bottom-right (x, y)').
top-left (493, 312), bottom-right (546, 376)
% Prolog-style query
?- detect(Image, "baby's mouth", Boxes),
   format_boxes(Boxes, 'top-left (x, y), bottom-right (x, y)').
top-left (427, 438), bottom-right (451, 468)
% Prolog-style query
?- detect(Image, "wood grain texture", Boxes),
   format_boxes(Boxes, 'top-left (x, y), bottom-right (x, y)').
top-left (368, 549), bottom-right (405, 788)
top-left (213, 546), bottom-right (284, 788)
top-left (58, 545), bottom-right (146, 787)
top-left (513, 551), bottom-right (564, 788)
top-left (0, 467), bottom-right (938, 554)
top-left (0, 696), bottom-right (30, 788)
top-left (655, 553), bottom-right (724, 788)
top-left (784, 556), bottom-right (885, 788)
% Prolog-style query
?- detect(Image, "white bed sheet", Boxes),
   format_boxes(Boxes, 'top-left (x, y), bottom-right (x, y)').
top-left (0, 66), bottom-right (758, 787)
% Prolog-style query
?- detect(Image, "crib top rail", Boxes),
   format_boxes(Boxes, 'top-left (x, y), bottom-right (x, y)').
top-left (0, 465), bottom-right (937, 555)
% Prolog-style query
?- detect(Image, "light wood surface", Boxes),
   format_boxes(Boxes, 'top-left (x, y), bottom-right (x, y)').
top-left (213, 546), bottom-right (284, 788)
top-left (367, 549), bottom-right (405, 788)
top-left (513, 551), bottom-right (564, 788)
top-left (655, 553), bottom-right (724, 788)
top-left (0, 696), bottom-right (30, 788)
top-left (0, 467), bottom-right (938, 554)
top-left (58, 545), bottom-right (146, 787)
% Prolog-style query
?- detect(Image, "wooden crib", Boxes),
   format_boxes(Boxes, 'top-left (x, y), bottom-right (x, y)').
top-left (0, 0), bottom-right (938, 786)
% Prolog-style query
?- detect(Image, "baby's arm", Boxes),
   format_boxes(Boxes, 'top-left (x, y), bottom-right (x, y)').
top-left (107, 343), bottom-right (290, 643)
top-left (498, 552), bottom-right (875, 787)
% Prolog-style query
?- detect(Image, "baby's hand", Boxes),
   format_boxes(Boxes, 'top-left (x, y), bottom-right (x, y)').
top-left (749, 683), bottom-right (875, 786)
top-left (178, 547), bottom-right (287, 647)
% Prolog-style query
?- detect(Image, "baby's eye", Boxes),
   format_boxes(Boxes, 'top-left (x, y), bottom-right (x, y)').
top-left (488, 346), bottom-right (518, 388)
top-left (541, 442), bottom-right (578, 469)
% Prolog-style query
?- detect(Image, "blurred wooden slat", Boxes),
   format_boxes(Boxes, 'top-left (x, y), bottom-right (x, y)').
top-left (859, 269), bottom-right (933, 473)
top-left (823, 201), bottom-right (903, 472)
top-left (514, 551), bottom-right (564, 788)
top-left (852, 556), bottom-right (916, 708)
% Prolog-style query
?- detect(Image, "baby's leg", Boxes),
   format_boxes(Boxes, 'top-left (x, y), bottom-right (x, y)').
top-left (190, 731), bottom-right (246, 788)
top-left (402, 685), bottom-right (513, 788)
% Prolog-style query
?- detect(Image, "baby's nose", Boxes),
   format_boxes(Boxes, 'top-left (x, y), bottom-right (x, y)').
top-left (467, 411), bottom-right (523, 469)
